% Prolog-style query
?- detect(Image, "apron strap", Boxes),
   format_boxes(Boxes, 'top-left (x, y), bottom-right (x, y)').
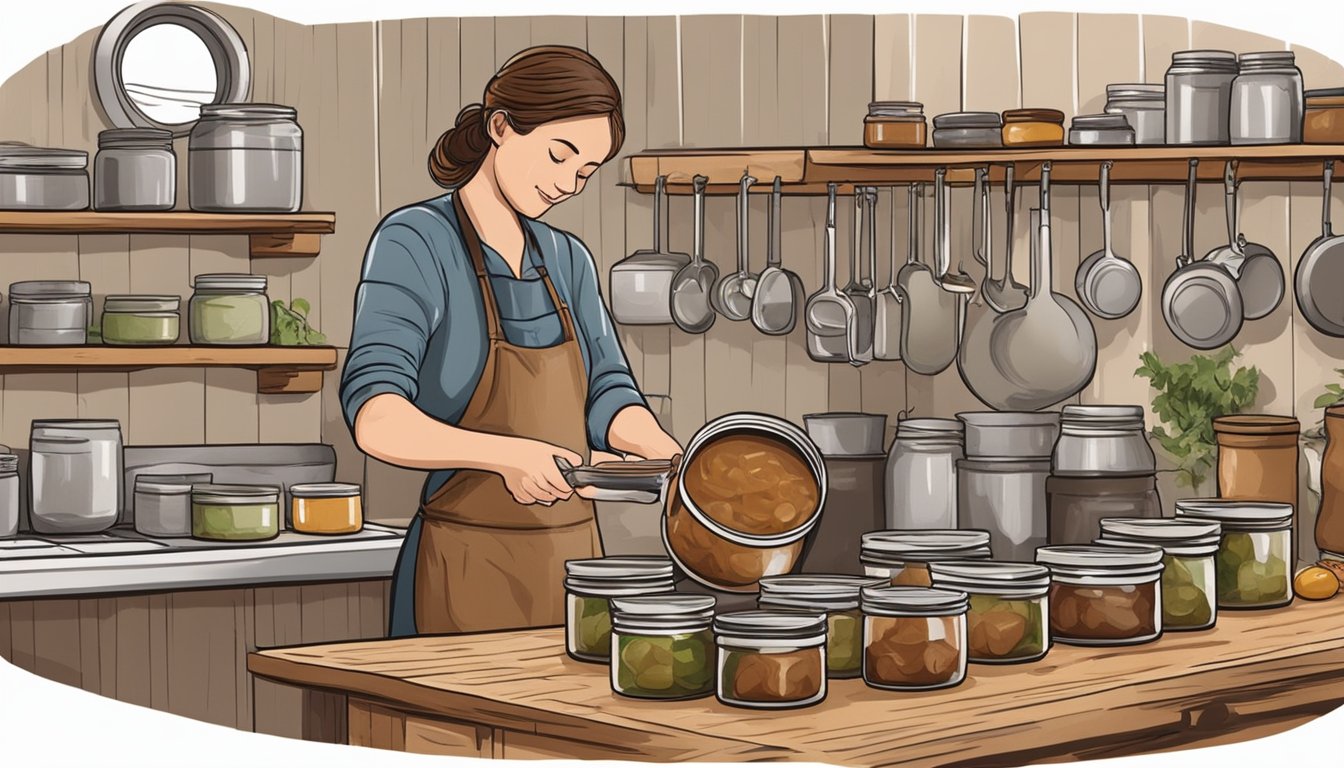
top-left (453, 192), bottom-right (506, 342)
top-left (536, 266), bottom-right (578, 345)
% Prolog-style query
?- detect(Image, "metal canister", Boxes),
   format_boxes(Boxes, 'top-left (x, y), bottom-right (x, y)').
top-left (1105, 84), bottom-right (1166, 144)
top-left (1068, 114), bottom-right (1135, 146)
top-left (189, 104), bottom-right (303, 213)
top-left (957, 458), bottom-right (1050, 562)
top-left (30, 419), bottom-right (124, 534)
top-left (93, 128), bottom-right (176, 211)
top-left (1231, 52), bottom-right (1304, 145)
top-left (885, 419), bottom-right (963, 530)
top-left (1051, 405), bottom-right (1156, 477)
top-left (1166, 50), bottom-right (1238, 145)
top-left (7, 280), bottom-right (92, 345)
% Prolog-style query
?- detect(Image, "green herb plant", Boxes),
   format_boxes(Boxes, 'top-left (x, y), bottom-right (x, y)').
top-left (1305, 368), bottom-right (1344, 441)
top-left (270, 297), bottom-right (327, 346)
top-left (1135, 346), bottom-right (1260, 490)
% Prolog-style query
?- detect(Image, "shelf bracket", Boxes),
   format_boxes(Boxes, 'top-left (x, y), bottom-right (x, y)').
top-left (250, 233), bottom-right (323, 259)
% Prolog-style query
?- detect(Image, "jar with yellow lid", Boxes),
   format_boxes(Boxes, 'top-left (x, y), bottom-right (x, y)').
top-left (290, 482), bottom-right (363, 535)
top-left (1002, 109), bottom-right (1066, 147)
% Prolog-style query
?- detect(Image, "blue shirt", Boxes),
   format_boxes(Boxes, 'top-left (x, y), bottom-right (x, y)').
top-left (339, 192), bottom-right (645, 503)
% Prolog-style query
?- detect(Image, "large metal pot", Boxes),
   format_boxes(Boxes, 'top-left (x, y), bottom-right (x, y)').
top-left (663, 413), bottom-right (827, 593)
top-left (956, 411), bottom-right (1060, 461)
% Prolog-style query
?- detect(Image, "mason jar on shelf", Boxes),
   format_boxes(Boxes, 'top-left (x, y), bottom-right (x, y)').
top-left (188, 273), bottom-right (270, 345)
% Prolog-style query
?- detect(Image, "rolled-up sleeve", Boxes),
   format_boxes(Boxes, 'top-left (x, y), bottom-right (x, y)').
top-left (340, 215), bottom-right (447, 430)
top-left (565, 235), bottom-right (645, 452)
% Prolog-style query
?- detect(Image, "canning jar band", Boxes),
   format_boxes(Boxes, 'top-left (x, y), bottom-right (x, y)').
top-left (611, 621), bottom-right (711, 636)
top-left (861, 551), bottom-right (988, 568)
top-left (862, 605), bottom-right (968, 618)
top-left (716, 634), bottom-right (827, 651)
top-left (1096, 539), bottom-right (1219, 557)
top-left (758, 596), bottom-right (861, 612)
top-left (928, 582), bottom-right (1048, 600)
top-left (1048, 569), bottom-right (1164, 587)
top-left (564, 580), bottom-right (676, 598)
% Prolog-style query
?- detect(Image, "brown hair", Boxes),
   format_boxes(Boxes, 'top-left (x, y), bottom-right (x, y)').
top-left (428, 45), bottom-right (625, 189)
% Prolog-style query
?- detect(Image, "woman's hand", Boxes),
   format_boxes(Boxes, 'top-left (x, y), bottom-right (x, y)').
top-left (496, 438), bottom-right (582, 506)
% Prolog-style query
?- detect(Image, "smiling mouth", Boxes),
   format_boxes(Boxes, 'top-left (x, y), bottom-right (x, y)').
top-left (537, 188), bottom-right (564, 205)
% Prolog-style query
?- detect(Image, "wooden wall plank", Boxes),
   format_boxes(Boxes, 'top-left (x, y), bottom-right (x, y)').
top-left (114, 596), bottom-right (151, 707)
top-left (1142, 16), bottom-right (1189, 85)
top-left (0, 601), bottom-right (11, 663)
top-left (98, 598), bottom-right (117, 696)
top-left (32, 600), bottom-right (82, 688)
top-left (0, 55), bottom-right (49, 144)
top-left (964, 15), bottom-right (1019, 113)
top-left (8, 600), bottom-right (35, 672)
top-left (77, 599), bottom-right (100, 692)
top-left (76, 235), bottom-right (131, 437)
top-left (460, 17), bottom-right (497, 109)
top-left (912, 15), bottom-right (964, 123)
top-left (148, 593), bottom-right (169, 710)
top-left (873, 15), bottom-right (912, 102)
top-left (190, 235), bottom-right (261, 444)
top-left (1076, 14), bottom-right (1142, 115)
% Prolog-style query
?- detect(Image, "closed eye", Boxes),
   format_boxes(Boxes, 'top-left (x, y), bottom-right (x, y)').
top-left (548, 149), bottom-right (564, 164)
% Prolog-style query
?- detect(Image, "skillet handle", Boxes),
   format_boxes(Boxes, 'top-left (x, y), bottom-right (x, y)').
top-left (1324, 161), bottom-right (1335, 239)
top-left (1184, 159), bottom-right (1198, 262)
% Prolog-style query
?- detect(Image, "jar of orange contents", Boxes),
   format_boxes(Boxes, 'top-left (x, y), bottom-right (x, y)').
top-left (290, 482), bottom-right (363, 535)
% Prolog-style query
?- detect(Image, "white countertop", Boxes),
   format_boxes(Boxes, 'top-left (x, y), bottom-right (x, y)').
top-left (0, 523), bottom-right (406, 599)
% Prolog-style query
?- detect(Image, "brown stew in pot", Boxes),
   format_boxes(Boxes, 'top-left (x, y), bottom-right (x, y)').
top-left (683, 434), bottom-right (819, 536)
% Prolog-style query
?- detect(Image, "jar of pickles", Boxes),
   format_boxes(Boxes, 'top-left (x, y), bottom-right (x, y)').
top-left (861, 529), bottom-right (992, 586)
top-left (861, 586), bottom-right (969, 691)
top-left (1094, 517), bottom-right (1220, 631)
top-left (610, 594), bottom-right (715, 700)
top-left (1175, 499), bottom-right (1293, 609)
top-left (758, 574), bottom-right (887, 679)
top-left (928, 561), bottom-right (1050, 664)
top-left (565, 557), bottom-right (676, 663)
top-left (714, 611), bottom-right (828, 709)
top-left (1035, 544), bottom-right (1164, 646)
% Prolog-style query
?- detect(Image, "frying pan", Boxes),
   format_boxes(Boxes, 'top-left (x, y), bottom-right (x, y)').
top-left (1162, 159), bottom-right (1245, 349)
top-left (1203, 160), bottom-right (1284, 321)
top-left (1296, 160), bottom-right (1344, 336)
top-left (670, 175), bottom-right (719, 334)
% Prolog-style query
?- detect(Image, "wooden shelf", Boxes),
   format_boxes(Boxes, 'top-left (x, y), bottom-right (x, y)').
top-left (0, 211), bottom-right (336, 258)
top-left (625, 145), bottom-right (1344, 193)
top-left (0, 345), bottom-right (339, 394)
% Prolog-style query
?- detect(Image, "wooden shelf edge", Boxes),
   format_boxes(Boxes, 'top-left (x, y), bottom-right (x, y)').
top-left (0, 345), bottom-right (338, 394)
top-left (0, 211), bottom-right (336, 236)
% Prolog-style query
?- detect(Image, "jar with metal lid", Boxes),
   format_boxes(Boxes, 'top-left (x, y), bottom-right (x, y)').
top-left (0, 454), bottom-right (17, 539)
top-left (1052, 405), bottom-right (1157, 476)
top-left (1166, 50), bottom-right (1238, 145)
top-left (8, 280), bottom-right (92, 345)
top-left (189, 104), bottom-right (303, 213)
top-left (101, 295), bottom-right (180, 345)
top-left (1230, 52), bottom-right (1303, 145)
top-left (1095, 517), bottom-right (1220, 631)
top-left (1213, 415), bottom-right (1299, 511)
top-left (563, 556), bottom-right (676, 663)
top-left (610, 594), bottom-right (715, 700)
top-left (290, 482), bottom-right (364, 535)
top-left (134, 473), bottom-right (212, 538)
top-left (0, 145), bottom-right (89, 210)
top-left (928, 561), bottom-right (1050, 663)
top-left (957, 411), bottom-right (1060, 462)
top-left (931, 112), bottom-right (1004, 148)
top-left (1001, 109), bottom-right (1066, 147)
top-left (860, 529), bottom-right (992, 586)
top-left (957, 458), bottom-right (1050, 562)
top-left (1036, 544), bottom-right (1165, 646)
top-left (1176, 499), bottom-right (1293, 609)
top-left (30, 419), bottom-right (123, 534)
top-left (715, 610), bottom-right (828, 709)
top-left (188, 273), bottom-right (270, 345)
top-left (864, 101), bottom-right (927, 148)
top-left (758, 574), bottom-right (887, 679)
top-left (93, 128), bottom-right (176, 211)
top-left (1105, 84), bottom-right (1166, 144)
top-left (885, 418), bottom-right (963, 529)
top-left (1046, 474), bottom-right (1161, 545)
top-left (861, 586), bottom-right (969, 691)
top-left (1304, 88), bottom-right (1344, 144)
top-left (1068, 114), bottom-right (1135, 146)
top-left (191, 483), bottom-right (280, 541)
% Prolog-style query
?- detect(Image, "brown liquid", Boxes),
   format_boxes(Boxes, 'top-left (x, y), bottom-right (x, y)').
top-left (683, 434), bottom-right (819, 536)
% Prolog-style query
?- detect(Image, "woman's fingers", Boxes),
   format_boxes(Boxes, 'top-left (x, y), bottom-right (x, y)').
top-left (520, 477), bottom-right (556, 505)
top-left (511, 483), bottom-right (538, 505)
top-left (540, 462), bottom-right (575, 499)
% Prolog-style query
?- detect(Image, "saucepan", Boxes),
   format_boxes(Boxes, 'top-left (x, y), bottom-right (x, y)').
top-left (610, 175), bottom-right (691, 325)
top-left (1296, 160), bottom-right (1344, 336)
top-left (1162, 159), bottom-right (1245, 349)
top-left (1203, 160), bottom-right (1284, 320)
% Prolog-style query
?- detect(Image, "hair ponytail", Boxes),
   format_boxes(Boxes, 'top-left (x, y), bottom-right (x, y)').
top-left (427, 45), bottom-right (624, 189)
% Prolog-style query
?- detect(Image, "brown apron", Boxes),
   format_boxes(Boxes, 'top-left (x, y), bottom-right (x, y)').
top-left (414, 195), bottom-right (601, 635)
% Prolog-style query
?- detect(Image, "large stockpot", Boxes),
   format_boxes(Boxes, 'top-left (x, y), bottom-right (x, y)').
top-left (956, 412), bottom-right (1060, 461)
top-left (1051, 405), bottom-right (1156, 476)
top-left (662, 413), bottom-right (827, 593)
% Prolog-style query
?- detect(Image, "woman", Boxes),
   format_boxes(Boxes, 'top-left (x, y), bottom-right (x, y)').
top-left (340, 46), bottom-right (682, 637)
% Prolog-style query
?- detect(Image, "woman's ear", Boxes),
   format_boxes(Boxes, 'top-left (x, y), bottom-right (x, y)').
top-left (486, 110), bottom-right (512, 146)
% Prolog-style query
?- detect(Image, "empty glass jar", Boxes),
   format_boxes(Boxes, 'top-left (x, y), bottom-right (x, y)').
top-left (1231, 52), bottom-right (1303, 145)
top-left (93, 128), bottom-right (176, 211)
top-left (1166, 50), bottom-right (1238, 145)
top-left (886, 418), bottom-right (963, 530)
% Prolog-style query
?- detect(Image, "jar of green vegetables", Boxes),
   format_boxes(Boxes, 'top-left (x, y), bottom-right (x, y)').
top-left (101, 295), bottom-right (180, 345)
top-left (1176, 499), bottom-right (1293, 609)
top-left (1095, 517), bottom-right (1221, 631)
top-left (927, 561), bottom-right (1051, 663)
top-left (188, 274), bottom-right (269, 345)
top-left (609, 594), bottom-right (715, 700)
top-left (757, 574), bottom-right (887, 679)
top-left (563, 556), bottom-right (675, 664)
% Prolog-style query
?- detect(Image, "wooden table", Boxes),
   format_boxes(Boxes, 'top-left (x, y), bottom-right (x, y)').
top-left (248, 598), bottom-right (1344, 766)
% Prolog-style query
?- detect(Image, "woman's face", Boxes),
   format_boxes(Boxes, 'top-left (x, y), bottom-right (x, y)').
top-left (488, 112), bottom-right (613, 218)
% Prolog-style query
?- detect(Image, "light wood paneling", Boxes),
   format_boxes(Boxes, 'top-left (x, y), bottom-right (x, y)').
top-left (873, 15), bottom-right (912, 102)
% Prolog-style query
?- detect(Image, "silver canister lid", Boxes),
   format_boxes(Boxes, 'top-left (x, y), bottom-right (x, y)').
top-left (1171, 49), bottom-right (1238, 70)
top-left (104, 295), bottom-right (181, 314)
top-left (98, 128), bottom-right (174, 149)
top-left (0, 454), bottom-right (18, 473)
top-left (861, 585), bottom-right (969, 616)
top-left (1071, 114), bottom-right (1133, 130)
top-left (9, 280), bottom-right (92, 300)
top-left (200, 104), bottom-right (299, 121)
top-left (1106, 83), bottom-right (1165, 100)
top-left (31, 418), bottom-right (119, 432)
top-left (1237, 51), bottom-right (1296, 70)
top-left (868, 101), bottom-right (925, 117)
top-left (0, 144), bottom-right (89, 170)
top-left (191, 483), bottom-right (281, 505)
top-left (135, 472), bottom-right (212, 496)
top-left (713, 610), bottom-right (827, 641)
top-left (896, 418), bottom-right (964, 440)
top-left (758, 574), bottom-right (888, 611)
top-left (289, 482), bottom-right (362, 499)
top-left (932, 111), bottom-right (1003, 129)
top-left (1174, 498), bottom-right (1293, 530)
top-left (192, 273), bottom-right (268, 292)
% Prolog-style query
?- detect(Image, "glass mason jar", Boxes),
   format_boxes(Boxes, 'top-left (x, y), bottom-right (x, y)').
top-left (1036, 544), bottom-right (1165, 646)
top-left (101, 295), bottom-right (180, 345)
top-left (757, 574), bottom-right (888, 679)
top-left (1231, 52), bottom-right (1304, 145)
top-left (29, 419), bottom-right (123, 534)
top-left (863, 101), bottom-right (926, 148)
top-left (609, 594), bottom-right (715, 700)
top-left (0, 453), bottom-right (18, 539)
top-left (1095, 517), bottom-right (1221, 631)
top-left (189, 104), bottom-right (303, 213)
top-left (861, 529), bottom-right (992, 586)
top-left (563, 556), bottom-right (676, 663)
top-left (1105, 84), bottom-right (1166, 144)
top-left (928, 561), bottom-right (1050, 664)
top-left (1176, 499), bottom-right (1293, 609)
top-left (886, 418), bottom-right (964, 530)
top-left (188, 274), bottom-right (270, 345)
top-left (1046, 474), bottom-right (1162, 546)
top-left (1052, 405), bottom-right (1156, 477)
top-left (8, 280), bottom-right (93, 345)
top-left (715, 611), bottom-right (828, 709)
top-left (1166, 50), bottom-right (1238, 145)
top-left (93, 128), bottom-right (176, 211)
top-left (861, 586), bottom-right (969, 691)
top-left (191, 484), bottom-right (280, 541)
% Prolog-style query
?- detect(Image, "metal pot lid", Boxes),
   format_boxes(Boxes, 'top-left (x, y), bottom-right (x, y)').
top-left (289, 482), bottom-right (362, 499)
top-left (1036, 543), bottom-right (1164, 569)
top-left (861, 585), bottom-right (969, 615)
top-left (193, 273), bottom-right (268, 291)
top-left (862, 529), bottom-right (992, 557)
top-left (1175, 498), bottom-right (1293, 525)
top-left (566, 556), bottom-right (675, 580)
top-left (713, 610), bottom-right (827, 639)
top-left (610, 593), bottom-right (715, 618)
top-left (104, 295), bottom-right (181, 313)
top-left (200, 103), bottom-right (298, 120)
top-left (1162, 263), bottom-right (1243, 349)
top-left (31, 418), bottom-right (118, 430)
top-left (0, 145), bottom-right (88, 170)
top-left (928, 560), bottom-right (1051, 587)
top-left (1071, 113), bottom-right (1131, 130)
top-left (758, 574), bottom-right (888, 610)
top-left (10, 280), bottom-right (92, 298)
top-left (932, 111), bottom-right (1003, 129)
